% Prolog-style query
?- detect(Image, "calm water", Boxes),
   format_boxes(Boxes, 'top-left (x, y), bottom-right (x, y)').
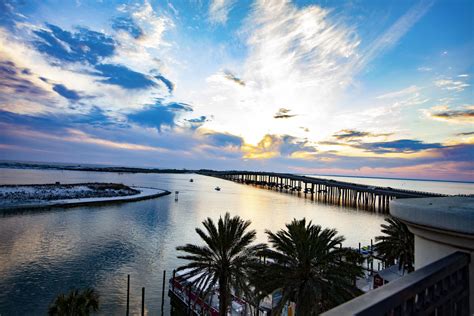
top-left (0, 169), bottom-right (471, 315)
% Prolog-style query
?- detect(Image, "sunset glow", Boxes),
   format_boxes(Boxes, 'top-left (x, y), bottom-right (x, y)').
top-left (0, 0), bottom-right (472, 181)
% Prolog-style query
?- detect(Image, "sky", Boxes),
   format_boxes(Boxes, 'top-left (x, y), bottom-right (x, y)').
top-left (0, 0), bottom-right (473, 181)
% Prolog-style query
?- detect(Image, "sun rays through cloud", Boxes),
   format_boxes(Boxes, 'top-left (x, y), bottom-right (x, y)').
top-left (0, 0), bottom-right (473, 181)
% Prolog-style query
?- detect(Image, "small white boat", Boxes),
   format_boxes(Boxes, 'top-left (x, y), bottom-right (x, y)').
top-left (214, 187), bottom-right (221, 191)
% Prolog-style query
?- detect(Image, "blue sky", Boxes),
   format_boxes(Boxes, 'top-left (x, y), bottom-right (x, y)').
top-left (0, 0), bottom-right (472, 181)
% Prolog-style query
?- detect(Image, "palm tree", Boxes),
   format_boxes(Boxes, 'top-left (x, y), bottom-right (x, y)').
top-left (375, 217), bottom-right (414, 272)
top-left (176, 213), bottom-right (267, 316)
top-left (48, 288), bottom-right (99, 316)
top-left (254, 218), bottom-right (363, 315)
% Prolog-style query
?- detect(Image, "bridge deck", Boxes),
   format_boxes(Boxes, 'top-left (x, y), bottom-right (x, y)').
top-left (198, 171), bottom-right (446, 212)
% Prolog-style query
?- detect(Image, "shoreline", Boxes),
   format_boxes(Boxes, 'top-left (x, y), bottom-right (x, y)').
top-left (0, 186), bottom-right (171, 214)
top-left (1, 160), bottom-right (473, 184)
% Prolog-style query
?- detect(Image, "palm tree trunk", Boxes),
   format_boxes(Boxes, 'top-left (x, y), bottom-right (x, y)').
top-left (219, 276), bottom-right (229, 316)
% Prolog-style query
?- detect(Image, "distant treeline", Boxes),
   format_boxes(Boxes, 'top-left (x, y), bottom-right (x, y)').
top-left (0, 161), bottom-right (205, 174)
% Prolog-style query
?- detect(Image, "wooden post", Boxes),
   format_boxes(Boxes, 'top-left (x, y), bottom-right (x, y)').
top-left (126, 274), bottom-right (130, 316)
top-left (161, 270), bottom-right (166, 315)
top-left (172, 269), bottom-right (176, 291)
top-left (141, 287), bottom-right (145, 316)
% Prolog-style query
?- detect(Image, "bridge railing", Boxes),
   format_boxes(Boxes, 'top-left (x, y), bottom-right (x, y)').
top-left (321, 251), bottom-right (470, 316)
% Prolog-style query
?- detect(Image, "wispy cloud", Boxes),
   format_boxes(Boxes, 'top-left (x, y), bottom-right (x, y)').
top-left (117, 0), bottom-right (171, 48)
top-left (417, 66), bottom-right (432, 72)
top-left (356, 139), bottom-right (442, 154)
top-left (66, 129), bottom-right (168, 152)
top-left (202, 0), bottom-right (361, 144)
top-left (353, 0), bottom-right (434, 73)
top-left (376, 85), bottom-right (419, 99)
top-left (223, 70), bottom-right (245, 86)
top-left (332, 129), bottom-right (391, 141)
top-left (434, 78), bottom-right (470, 92)
top-left (274, 108), bottom-right (296, 119)
top-left (209, 0), bottom-right (236, 24)
top-left (0, 59), bottom-right (52, 106)
top-left (457, 131), bottom-right (474, 136)
top-left (426, 105), bottom-right (474, 124)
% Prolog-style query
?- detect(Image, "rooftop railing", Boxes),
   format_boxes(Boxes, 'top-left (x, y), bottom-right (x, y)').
top-left (322, 251), bottom-right (470, 316)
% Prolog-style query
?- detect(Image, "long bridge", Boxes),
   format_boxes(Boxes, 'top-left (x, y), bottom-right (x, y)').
top-left (197, 171), bottom-right (446, 213)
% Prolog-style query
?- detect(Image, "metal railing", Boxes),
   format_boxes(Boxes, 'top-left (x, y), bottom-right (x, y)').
top-left (322, 251), bottom-right (470, 316)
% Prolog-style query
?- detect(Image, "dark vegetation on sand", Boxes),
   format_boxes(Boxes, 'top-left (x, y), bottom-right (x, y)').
top-left (0, 183), bottom-right (140, 206)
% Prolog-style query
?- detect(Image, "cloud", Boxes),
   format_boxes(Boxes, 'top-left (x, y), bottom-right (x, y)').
top-left (187, 116), bottom-right (207, 123)
top-left (427, 105), bottom-right (474, 123)
top-left (354, 0), bottom-right (433, 73)
top-left (242, 134), bottom-right (317, 159)
top-left (332, 129), bottom-right (392, 141)
top-left (357, 139), bottom-right (442, 154)
top-left (417, 67), bottom-right (432, 72)
top-left (127, 101), bottom-right (193, 131)
top-left (166, 102), bottom-right (193, 112)
top-left (116, 0), bottom-right (171, 49)
top-left (280, 135), bottom-right (317, 157)
top-left (0, 1), bottom-right (18, 28)
top-left (198, 0), bottom-right (432, 147)
top-left (223, 70), bottom-right (245, 86)
top-left (52, 84), bottom-right (82, 101)
top-left (274, 108), bottom-right (296, 119)
top-left (202, 131), bottom-right (243, 148)
top-left (434, 78), bottom-right (470, 92)
top-left (112, 16), bottom-right (144, 39)
top-left (94, 63), bottom-right (157, 89)
top-left (376, 85), bottom-right (419, 99)
top-left (209, 0), bottom-right (236, 24)
top-left (0, 59), bottom-right (51, 104)
top-left (291, 160), bottom-right (473, 182)
top-left (154, 74), bottom-right (174, 93)
top-left (457, 131), bottom-right (474, 136)
top-left (67, 129), bottom-right (169, 152)
top-left (286, 140), bottom-right (474, 182)
top-left (0, 107), bottom-right (121, 132)
top-left (31, 23), bottom-right (174, 92)
top-left (333, 129), bottom-right (370, 140)
top-left (0, 27), bottom-right (172, 119)
top-left (186, 116), bottom-right (208, 130)
top-left (33, 24), bottom-right (116, 64)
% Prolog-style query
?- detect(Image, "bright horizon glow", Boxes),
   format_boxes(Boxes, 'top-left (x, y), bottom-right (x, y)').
top-left (0, 0), bottom-right (473, 182)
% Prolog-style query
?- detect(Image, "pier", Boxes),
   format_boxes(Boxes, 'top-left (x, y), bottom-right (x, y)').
top-left (198, 171), bottom-right (446, 212)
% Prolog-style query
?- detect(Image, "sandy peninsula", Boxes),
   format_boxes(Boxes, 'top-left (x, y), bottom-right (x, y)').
top-left (0, 182), bottom-right (170, 212)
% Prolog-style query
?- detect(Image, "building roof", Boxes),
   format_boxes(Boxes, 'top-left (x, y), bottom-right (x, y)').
top-left (375, 264), bottom-right (405, 282)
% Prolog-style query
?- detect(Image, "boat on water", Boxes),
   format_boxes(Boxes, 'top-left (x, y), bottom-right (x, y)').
top-left (190, 179), bottom-right (194, 182)
top-left (214, 187), bottom-right (221, 191)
